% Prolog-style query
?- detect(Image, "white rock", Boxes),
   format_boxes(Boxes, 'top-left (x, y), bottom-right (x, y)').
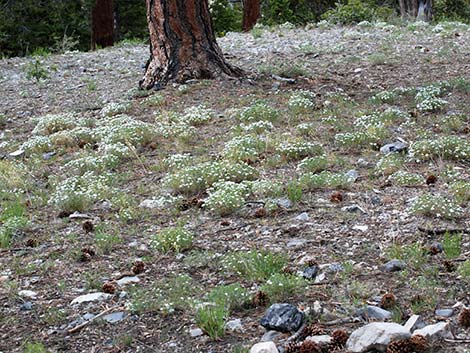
top-left (190, 328), bottom-right (203, 337)
top-left (295, 212), bottom-right (310, 221)
top-left (346, 322), bottom-right (410, 352)
top-left (9, 149), bottom-right (25, 157)
top-left (18, 290), bottom-right (37, 299)
top-left (404, 315), bottom-right (421, 332)
top-left (306, 335), bottom-right (332, 345)
top-left (250, 342), bottom-right (279, 353)
top-left (116, 276), bottom-right (140, 286)
top-left (352, 225), bottom-right (369, 232)
top-left (139, 199), bottom-right (160, 209)
top-left (413, 322), bottom-right (452, 339)
top-left (225, 318), bottom-right (243, 332)
top-left (70, 292), bottom-right (112, 305)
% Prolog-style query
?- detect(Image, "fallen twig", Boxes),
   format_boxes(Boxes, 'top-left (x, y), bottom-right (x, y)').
top-left (444, 338), bottom-right (470, 344)
top-left (68, 305), bottom-right (124, 333)
top-left (322, 317), bottom-right (363, 326)
top-left (417, 226), bottom-right (469, 235)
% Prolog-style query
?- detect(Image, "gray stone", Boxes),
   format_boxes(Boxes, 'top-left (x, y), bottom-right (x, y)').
top-left (70, 292), bottom-right (112, 305)
top-left (42, 151), bottom-right (56, 160)
top-left (190, 328), bottom-right (203, 337)
top-left (346, 322), bottom-right (411, 352)
top-left (225, 318), bottom-right (243, 332)
top-left (382, 259), bottom-right (406, 272)
top-left (306, 335), bottom-right (332, 345)
top-left (361, 306), bottom-right (392, 321)
top-left (403, 315), bottom-right (424, 332)
top-left (103, 312), bottom-right (127, 323)
top-left (260, 303), bottom-right (304, 333)
top-left (342, 204), bottom-right (366, 213)
top-left (275, 198), bottom-right (293, 209)
top-left (261, 330), bottom-right (281, 342)
top-left (302, 265), bottom-right (319, 280)
top-left (327, 263), bottom-right (344, 273)
top-left (295, 212), bottom-right (310, 222)
top-left (346, 169), bottom-right (359, 182)
top-left (413, 322), bottom-right (452, 339)
top-left (20, 302), bottom-right (33, 311)
top-left (250, 342), bottom-right (279, 353)
top-left (435, 309), bottom-right (453, 317)
top-left (116, 276), bottom-right (140, 286)
top-left (380, 142), bottom-right (407, 154)
top-left (286, 239), bottom-right (308, 248)
top-left (18, 290), bottom-right (37, 299)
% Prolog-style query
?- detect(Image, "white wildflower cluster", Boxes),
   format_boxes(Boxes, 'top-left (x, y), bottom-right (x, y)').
top-left (375, 154), bottom-right (404, 176)
top-left (21, 136), bottom-right (53, 154)
top-left (297, 155), bottom-right (328, 173)
top-left (100, 102), bottom-right (131, 117)
top-left (49, 127), bottom-right (96, 147)
top-left (157, 120), bottom-right (197, 140)
top-left (222, 135), bottom-right (266, 162)
top-left (94, 115), bottom-right (158, 146)
top-left (300, 171), bottom-right (352, 190)
top-left (0, 215), bottom-right (29, 247)
top-left (357, 20), bottom-right (373, 28)
top-left (381, 108), bottom-right (410, 122)
top-left (407, 20), bottom-right (429, 32)
top-left (321, 115), bottom-right (338, 125)
top-left (288, 90), bottom-right (316, 113)
top-left (441, 113), bottom-right (467, 132)
top-left (296, 122), bottom-right (315, 135)
top-left (31, 113), bottom-right (78, 135)
top-left (150, 226), bottom-right (193, 253)
top-left (238, 101), bottom-right (280, 123)
top-left (238, 120), bottom-right (274, 134)
top-left (163, 153), bottom-right (193, 170)
top-left (249, 179), bottom-right (283, 198)
top-left (449, 181), bottom-right (470, 202)
top-left (371, 90), bottom-right (397, 104)
top-left (415, 85), bottom-right (448, 112)
top-left (0, 160), bottom-right (28, 193)
top-left (204, 181), bottom-right (252, 215)
top-left (206, 284), bottom-right (251, 310)
top-left (49, 171), bottom-right (111, 212)
top-left (278, 22), bottom-right (295, 30)
top-left (335, 113), bottom-right (390, 148)
top-left (177, 105), bottom-right (214, 126)
top-left (389, 171), bottom-right (425, 186)
top-left (409, 136), bottom-right (470, 162)
top-left (143, 94), bottom-right (165, 107)
top-left (432, 21), bottom-right (469, 35)
top-left (317, 20), bottom-right (333, 30)
top-left (276, 141), bottom-right (323, 160)
top-left (410, 193), bottom-right (463, 219)
top-left (140, 194), bottom-right (184, 210)
top-left (163, 160), bottom-right (258, 194)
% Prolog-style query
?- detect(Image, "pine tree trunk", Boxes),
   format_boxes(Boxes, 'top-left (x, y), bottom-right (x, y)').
top-left (399, 0), bottom-right (433, 21)
top-left (243, 0), bottom-right (260, 31)
top-left (92, 0), bottom-right (114, 49)
top-left (140, 0), bottom-right (243, 89)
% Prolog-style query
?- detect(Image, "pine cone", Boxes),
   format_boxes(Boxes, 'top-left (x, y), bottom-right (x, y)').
top-left (25, 238), bottom-right (38, 248)
top-left (82, 220), bottom-right (94, 233)
top-left (102, 281), bottom-right (116, 294)
top-left (252, 290), bottom-right (269, 307)
top-left (132, 260), bottom-right (145, 274)
top-left (282, 265), bottom-right (295, 274)
top-left (409, 334), bottom-right (428, 352)
top-left (425, 174), bottom-right (437, 185)
top-left (306, 259), bottom-right (318, 267)
top-left (80, 247), bottom-right (95, 262)
top-left (442, 260), bottom-right (456, 272)
top-left (380, 292), bottom-right (396, 309)
top-left (285, 342), bottom-right (300, 353)
top-left (458, 307), bottom-right (470, 328)
top-left (386, 339), bottom-right (412, 353)
top-left (297, 324), bottom-right (326, 342)
top-left (331, 329), bottom-right (349, 348)
top-left (299, 340), bottom-right (322, 353)
top-left (330, 191), bottom-right (343, 203)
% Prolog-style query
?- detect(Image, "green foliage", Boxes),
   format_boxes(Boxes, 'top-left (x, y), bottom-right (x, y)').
top-left (206, 283), bottom-right (251, 311)
top-left (223, 250), bottom-right (288, 281)
top-left (261, 0), bottom-right (329, 25)
top-left (22, 342), bottom-right (50, 353)
top-left (196, 305), bottom-right (227, 340)
top-left (210, 0), bottom-right (243, 35)
top-left (94, 228), bottom-right (122, 255)
top-left (322, 0), bottom-right (394, 24)
top-left (410, 193), bottom-right (463, 219)
top-left (25, 60), bottom-right (49, 82)
top-left (150, 226), bottom-right (193, 253)
top-left (260, 273), bottom-right (306, 302)
top-left (434, 0), bottom-right (470, 23)
top-left (0, 201), bottom-right (28, 248)
top-left (442, 232), bottom-right (462, 259)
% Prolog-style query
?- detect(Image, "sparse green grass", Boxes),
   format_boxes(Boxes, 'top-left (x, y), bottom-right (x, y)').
top-left (260, 273), bottom-right (306, 303)
top-left (223, 250), bottom-right (288, 281)
top-left (150, 226), bottom-right (193, 253)
top-left (442, 232), bottom-right (462, 259)
top-left (195, 304), bottom-right (227, 340)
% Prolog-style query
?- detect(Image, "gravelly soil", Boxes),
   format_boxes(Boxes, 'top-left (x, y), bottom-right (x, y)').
top-left (0, 23), bottom-right (469, 353)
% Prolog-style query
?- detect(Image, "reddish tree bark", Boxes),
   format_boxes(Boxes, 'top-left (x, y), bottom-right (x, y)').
top-left (243, 0), bottom-right (260, 32)
top-left (92, 0), bottom-right (114, 49)
top-left (140, 0), bottom-right (243, 89)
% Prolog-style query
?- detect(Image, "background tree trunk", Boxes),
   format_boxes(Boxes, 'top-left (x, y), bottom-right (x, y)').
top-left (399, 0), bottom-right (433, 21)
top-left (92, 0), bottom-right (115, 49)
top-left (242, 0), bottom-right (260, 31)
top-left (140, 0), bottom-right (243, 89)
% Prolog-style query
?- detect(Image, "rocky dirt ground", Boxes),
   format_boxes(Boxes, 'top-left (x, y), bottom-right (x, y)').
top-left (0, 22), bottom-right (469, 353)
